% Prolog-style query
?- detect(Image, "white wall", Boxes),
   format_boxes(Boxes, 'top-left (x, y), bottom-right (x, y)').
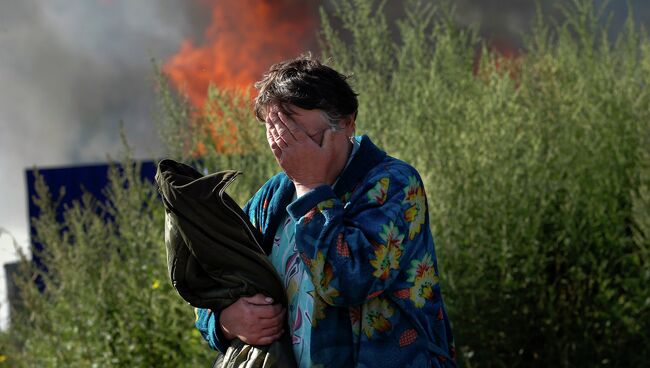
top-left (0, 228), bottom-right (29, 331)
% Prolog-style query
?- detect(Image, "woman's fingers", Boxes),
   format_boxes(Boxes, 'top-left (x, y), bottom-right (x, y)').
top-left (220, 295), bottom-right (287, 346)
top-left (277, 111), bottom-right (309, 142)
top-left (271, 112), bottom-right (295, 143)
top-left (265, 122), bottom-right (280, 150)
top-left (244, 303), bottom-right (285, 345)
top-left (269, 124), bottom-right (288, 150)
top-left (255, 329), bottom-right (285, 346)
top-left (271, 111), bottom-right (311, 146)
top-left (260, 324), bottom-right (284, 338)
top-left (269, 113), bottom-right (291, 147)
top-left (260, 310), bottom-right (285, 330)
top-left (241, 293), bottom-right (285, 326)
top-left (254, 303), bottom-right (283, 319)
top-left (265, 117), bottom-right (286, 152)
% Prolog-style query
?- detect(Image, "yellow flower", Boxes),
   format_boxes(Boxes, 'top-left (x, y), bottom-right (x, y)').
top-left (361, 298), bottom-right (394, 338)
top-left (403, 176), bottom-right (426, 240)
top-left (407, 254), bottom-right (439, 308)
top-left (367, 177), bottom-right (390, 204)
top-left (0, 354), bottom-right (6, 363)
top-left (151, 279), bottom-right (160, 289)
top-left (317, 199), bottom-right (335, 211)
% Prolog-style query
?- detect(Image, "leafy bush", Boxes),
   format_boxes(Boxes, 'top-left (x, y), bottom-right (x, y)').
top-left (154, 1), bottom-right (650, 365)
top-left (319, 0), bottom-right (650, 366)
top-left (0, 147), bottom-right (214, 367)
top-left (154, 69), bottom-right (277, 206)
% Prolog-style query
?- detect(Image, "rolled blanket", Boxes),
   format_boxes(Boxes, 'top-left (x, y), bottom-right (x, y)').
top-left (156, 159), bottom-right (296, 368)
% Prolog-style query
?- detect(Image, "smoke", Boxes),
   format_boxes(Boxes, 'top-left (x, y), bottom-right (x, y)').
top-left (454, 0), bottom-right (650, 49)
top-left (0, 1), bottom-right (211, 212)
top-left (0, 0), bottom-right (208, 326)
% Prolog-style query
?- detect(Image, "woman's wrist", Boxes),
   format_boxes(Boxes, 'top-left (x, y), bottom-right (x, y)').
top-left (218, 313), bottom-right (235, 341)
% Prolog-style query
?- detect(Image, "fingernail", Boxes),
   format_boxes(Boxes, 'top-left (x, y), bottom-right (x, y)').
top-left (265, 297), bottom-right (273, 303)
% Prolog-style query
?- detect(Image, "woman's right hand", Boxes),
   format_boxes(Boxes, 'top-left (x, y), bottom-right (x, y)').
top-left (219, 294), bottom-right (286, 345)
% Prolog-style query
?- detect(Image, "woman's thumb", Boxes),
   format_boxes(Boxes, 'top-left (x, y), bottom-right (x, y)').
top-left (321, 127), bottom-right (342, 150)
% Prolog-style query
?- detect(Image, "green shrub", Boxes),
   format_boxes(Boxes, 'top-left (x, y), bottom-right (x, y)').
top-left (154, 1), bottom-right (650, 365)
top-left (154, 68), bottom-right (277, 206)
top-left (319, 0), bottom-right (650, 366)
top-left (0, 146), bottom-right (214, 367)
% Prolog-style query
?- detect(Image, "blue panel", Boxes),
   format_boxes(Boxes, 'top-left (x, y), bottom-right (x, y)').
top-left (24, 160), bottom-right (157, 290)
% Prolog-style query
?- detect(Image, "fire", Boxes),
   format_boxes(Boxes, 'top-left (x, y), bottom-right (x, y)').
top-left (474, 36), bottom-right (523, 83)
top-left (164, 0), bottom-right (319, 108)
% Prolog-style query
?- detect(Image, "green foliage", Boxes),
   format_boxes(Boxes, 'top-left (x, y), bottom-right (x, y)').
top-left (0, 148), bottom-right (214, 367)
top-left (153, 65), bottom-right (277, 206)
top-left (320, 0), bottom-right (650, 366)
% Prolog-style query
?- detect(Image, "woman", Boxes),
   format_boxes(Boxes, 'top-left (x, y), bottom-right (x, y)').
top-left (196, 55), bottom-right (456, 367)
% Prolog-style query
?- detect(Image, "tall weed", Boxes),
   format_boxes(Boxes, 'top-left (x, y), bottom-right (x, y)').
top-left (0, 148), bottom-right (214, 367)
top-left (320, 0), bottom-right (650, 366)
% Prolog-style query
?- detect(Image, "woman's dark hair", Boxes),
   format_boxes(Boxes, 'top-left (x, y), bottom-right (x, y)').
top-left (254, 54), bottom-right (358, 126)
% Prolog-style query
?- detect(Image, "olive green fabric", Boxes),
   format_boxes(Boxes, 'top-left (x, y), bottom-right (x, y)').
top-left (212, 338), bottom-right (296, 368)
top-left (156, 159), bottom-right (296, 368)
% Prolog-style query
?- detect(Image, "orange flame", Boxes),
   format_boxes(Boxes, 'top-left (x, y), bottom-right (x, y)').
top-left (164, 0), bottom-right (319, 108)
top-left (474, 37), bottom-right (524, 84)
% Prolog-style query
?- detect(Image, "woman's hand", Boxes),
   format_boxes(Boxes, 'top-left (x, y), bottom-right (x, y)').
top-left (265, 111), bottom-right (351, 196)
top-left (219, 294), bottom-right (286, 345)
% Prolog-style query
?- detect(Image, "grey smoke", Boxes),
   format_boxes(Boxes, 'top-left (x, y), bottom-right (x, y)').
top-left (322, 1), bottom-right (650, 54)
top-left (0, 0), bottom-right (213, 329)
top-left (0, 0), bottom-right (210, 241)
top-left (454, 0), bottom-right (650, 48)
